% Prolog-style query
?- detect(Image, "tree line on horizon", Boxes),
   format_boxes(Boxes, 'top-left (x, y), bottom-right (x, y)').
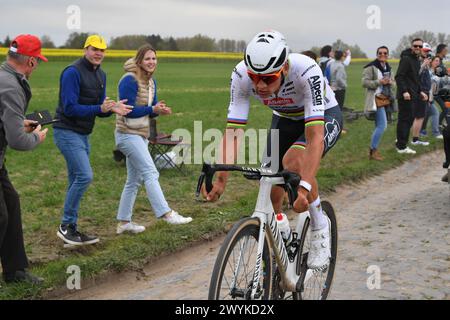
top-left (0, 31), bottom-right (448, 58)
top-left (0, 32), bottom-right (247, 53)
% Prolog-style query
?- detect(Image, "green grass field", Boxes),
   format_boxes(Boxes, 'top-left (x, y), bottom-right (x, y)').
top-left (0, 58), bottom-right (444, 299)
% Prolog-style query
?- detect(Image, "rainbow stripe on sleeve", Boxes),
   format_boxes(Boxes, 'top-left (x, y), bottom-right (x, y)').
top-left (226, 118), bottom-right (247, 129)
top-left (304, 116), bottom-right (325, 127)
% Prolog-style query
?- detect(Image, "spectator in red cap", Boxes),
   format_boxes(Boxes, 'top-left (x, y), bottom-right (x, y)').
top-left (0, 34), bottom-right (48, 285)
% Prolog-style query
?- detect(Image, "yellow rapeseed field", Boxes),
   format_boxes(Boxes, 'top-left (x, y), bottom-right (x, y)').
top-left (0, 47), bottom-right (400, 62)
top-left (0, 47), bottom-right (243, 60)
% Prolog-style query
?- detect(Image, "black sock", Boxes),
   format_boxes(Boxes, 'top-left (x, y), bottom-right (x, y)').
top-left (413, 137), bottom-right (419, 142)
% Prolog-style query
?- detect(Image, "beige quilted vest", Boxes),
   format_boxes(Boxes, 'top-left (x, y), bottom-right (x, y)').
top-left (116, 58), bottom-right (155, 138)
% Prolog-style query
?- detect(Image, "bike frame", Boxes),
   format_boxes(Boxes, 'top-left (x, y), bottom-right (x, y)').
top-left (246, 176), bottom-right (310, 299)
top-left (197, 163), bottom-right (313, 299)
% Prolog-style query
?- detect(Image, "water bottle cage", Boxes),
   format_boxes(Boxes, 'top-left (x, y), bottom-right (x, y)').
top-left (286, 232), bottom-right (300, 263)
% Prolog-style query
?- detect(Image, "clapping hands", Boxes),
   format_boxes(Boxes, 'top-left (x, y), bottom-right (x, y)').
top-left (101, 97), bottom-right (133, 116)
top-left (153, 100), bottom-right (172, 116)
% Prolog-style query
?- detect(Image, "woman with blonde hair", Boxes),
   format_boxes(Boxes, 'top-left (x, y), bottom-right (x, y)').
top-left (115, 44), bottom-right (192, 234)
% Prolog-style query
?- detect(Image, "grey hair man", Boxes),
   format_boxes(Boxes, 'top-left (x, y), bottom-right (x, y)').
top-left (0, 34), bottom-right (48, 285)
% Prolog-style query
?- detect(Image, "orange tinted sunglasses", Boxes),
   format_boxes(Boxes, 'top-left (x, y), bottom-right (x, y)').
top-left (247, 68), bottom-right (284, 85)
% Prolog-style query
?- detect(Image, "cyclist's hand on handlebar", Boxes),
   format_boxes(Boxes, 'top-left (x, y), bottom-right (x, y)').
top-left (201, 182), bottom-right (225, 202)
top-left (293, 189), bottom-right (309, 213)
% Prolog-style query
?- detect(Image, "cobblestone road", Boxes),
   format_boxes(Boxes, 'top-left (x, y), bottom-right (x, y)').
top-left (60, 151), bottom-right (449, 300)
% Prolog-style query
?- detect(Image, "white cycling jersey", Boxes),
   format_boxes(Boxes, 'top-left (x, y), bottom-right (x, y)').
top-left (227, 53), bottom-right (339, 129)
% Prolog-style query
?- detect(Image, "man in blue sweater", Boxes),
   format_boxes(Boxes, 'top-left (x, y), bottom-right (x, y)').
top-left (53, 35), bottom-right (132, 246)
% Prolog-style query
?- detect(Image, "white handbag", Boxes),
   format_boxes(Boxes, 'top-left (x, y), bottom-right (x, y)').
top-left (368, 97), bottom-right (377, 112)
top-left (364, 97), bottom-right (377, 121)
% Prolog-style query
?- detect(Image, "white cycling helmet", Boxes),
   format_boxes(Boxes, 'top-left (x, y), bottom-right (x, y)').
top-left (244, 30), bottom-right (289, 75)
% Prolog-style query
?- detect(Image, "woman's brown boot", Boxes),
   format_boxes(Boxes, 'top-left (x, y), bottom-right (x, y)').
top-left (369, 148), bottom-right (384, 161)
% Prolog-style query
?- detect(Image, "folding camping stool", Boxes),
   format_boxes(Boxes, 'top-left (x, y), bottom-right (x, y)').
top-left (148, 133), bottom-right (190, 173)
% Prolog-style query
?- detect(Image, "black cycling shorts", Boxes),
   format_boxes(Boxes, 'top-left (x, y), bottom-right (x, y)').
top-left (262, 105), bottom-right (343, 172)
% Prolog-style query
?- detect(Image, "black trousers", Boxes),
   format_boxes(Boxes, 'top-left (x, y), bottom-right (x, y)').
top-left (444, 127), bottom-right (450, 167)
top-left (396, 99), bottom-right (416, 149)
top-left (435, 96), bottom-right (449, 126)
top-left (334, 89), bottom-right (346, 111)
top-left (421, 103), bottom-right (431, 131)
top-left (0, 167), bottom-right (29, 273)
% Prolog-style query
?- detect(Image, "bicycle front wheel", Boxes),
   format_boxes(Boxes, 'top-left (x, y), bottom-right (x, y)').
top-left (208, 217), bottom-right (273, 300)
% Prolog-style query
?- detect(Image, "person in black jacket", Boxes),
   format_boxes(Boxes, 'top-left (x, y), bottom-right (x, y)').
top-left (395, 38), bottom-right (428, 154)
top-left (411, 44), bottom-right (433, 146)
top-left (435, 44), bottom-right (448, 77)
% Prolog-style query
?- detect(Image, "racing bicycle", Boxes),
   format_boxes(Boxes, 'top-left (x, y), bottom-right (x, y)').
top-left (196, 163), bottom-right (338, 300)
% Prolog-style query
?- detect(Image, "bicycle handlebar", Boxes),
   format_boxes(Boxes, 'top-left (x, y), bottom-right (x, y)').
top-left (195, 163), bottom-right (301, 207)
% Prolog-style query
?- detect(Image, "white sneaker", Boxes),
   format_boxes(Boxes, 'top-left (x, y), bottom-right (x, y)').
top-left (396, 147), bottom-right (416, 154)
top-left (116, 222), bottom-right (146, 234)
top-left (162, 210), bottom-right (193, 225)
top-left (434, 134), bottom-right (443, 140)
top-left (411, 140), bottom-right (429, 146)
top-left (307, 222), bottom-right (331, 270)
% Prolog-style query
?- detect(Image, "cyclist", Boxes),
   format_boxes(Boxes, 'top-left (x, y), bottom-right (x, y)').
top-left (203, 31), bottom-right (343, 269)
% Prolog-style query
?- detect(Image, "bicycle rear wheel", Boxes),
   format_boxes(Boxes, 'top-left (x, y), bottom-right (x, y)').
top-left (208, 217), bottom-right (272, 300)
top-left (296, 200), bottom-right (338, 300)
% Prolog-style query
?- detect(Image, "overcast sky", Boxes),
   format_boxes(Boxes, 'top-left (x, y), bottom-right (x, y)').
top-left (1, 0), bottom-right (449, 58)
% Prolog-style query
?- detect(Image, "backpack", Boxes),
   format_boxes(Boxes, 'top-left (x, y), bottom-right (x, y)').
top-left (324, 64), bottom-right (332, 83)
top-left (320, 59), bottom-right (332, 82)
top-left (319, 58), bottom-right (329, 75)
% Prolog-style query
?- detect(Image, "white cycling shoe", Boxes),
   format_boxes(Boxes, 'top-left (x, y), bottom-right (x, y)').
top-left (307, 221), bottom-right (331, 270)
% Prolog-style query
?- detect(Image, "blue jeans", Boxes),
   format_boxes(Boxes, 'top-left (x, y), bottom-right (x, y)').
top-left (429, 102), bottom-right (440, 136)
top-left (53, 128), bottom-right (93, 225)
top-left (421, 102), bottom-right (440, 136)
top-left (371, 107), bottom-right (387, 150)
top-left (115, 131), bottom-right (171, 221)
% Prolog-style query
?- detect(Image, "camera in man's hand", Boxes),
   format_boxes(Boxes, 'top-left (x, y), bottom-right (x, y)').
top-left (26, 110), bottom-right (60, 127)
